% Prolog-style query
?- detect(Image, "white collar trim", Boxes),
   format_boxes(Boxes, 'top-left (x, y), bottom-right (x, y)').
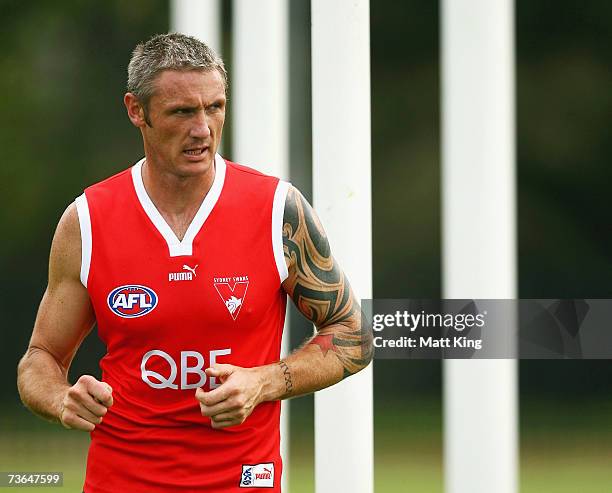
top-left (131, 153), bottom-right (226, 257)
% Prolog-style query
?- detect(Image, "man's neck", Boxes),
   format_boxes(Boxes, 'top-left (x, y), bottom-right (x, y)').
top-left (141, 158), bottom-right (216, 240)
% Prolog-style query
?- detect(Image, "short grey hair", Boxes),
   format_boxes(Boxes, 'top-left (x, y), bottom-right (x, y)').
top-left (127, 33), bottom-right (227, 108)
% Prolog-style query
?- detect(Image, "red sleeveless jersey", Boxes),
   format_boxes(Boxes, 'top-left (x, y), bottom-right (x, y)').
top-left (74, 154), bottom-right (290, 492)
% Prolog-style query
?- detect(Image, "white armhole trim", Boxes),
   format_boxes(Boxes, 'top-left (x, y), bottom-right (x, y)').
top-left (75, 194), bottom-right (92, 288)
top-left (272, 180), bottom-right (291, 283)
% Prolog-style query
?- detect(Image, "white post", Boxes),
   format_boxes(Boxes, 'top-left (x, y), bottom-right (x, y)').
top-left (232, 2), bottom-right (290, 491)
top-left (170, 0), bottom-right (221, 54)
top-left (311, 1), bottom-right (373, 493)
top-left (441, 1), bottom-right (517, 493)
top-left (232, 0), bottom-right (288, 179)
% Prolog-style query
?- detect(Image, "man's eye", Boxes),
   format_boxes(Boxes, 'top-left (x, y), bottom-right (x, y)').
top-left (175, 108), bottom-right (192, 114)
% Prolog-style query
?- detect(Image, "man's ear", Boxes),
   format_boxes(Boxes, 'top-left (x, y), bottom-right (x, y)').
top-left (124, 93), bottom-right (148, 128)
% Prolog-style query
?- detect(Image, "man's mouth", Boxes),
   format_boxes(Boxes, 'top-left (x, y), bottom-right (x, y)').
top-left (183, 146), bottom-right (208, 156)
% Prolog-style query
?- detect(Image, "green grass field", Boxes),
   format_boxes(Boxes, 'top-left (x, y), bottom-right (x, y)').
top-left (2, 399), bottom-right (611, 492)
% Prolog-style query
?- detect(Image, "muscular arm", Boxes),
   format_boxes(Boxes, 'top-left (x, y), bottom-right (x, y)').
top-left (197, 186), bottom-right (373, 427)
top-left (271, 186), bottom-right (373, 397)
top-left (17, 204), bottom-right (111, 429)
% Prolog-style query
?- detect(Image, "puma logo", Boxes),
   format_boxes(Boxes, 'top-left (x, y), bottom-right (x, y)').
top-left (183, 264), bottom-right (198, 277)
top-left (169, 264), bottom-right (199, 282)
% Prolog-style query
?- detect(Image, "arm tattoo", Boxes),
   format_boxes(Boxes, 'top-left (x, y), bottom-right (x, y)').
top-left (282, 187), bottom-right (373, 378)
top-left (278, 360), bottom-right (293, 396)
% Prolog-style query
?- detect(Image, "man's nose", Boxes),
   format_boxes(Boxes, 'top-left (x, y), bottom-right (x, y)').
top-left (190, 112), bottom-right (211, 139)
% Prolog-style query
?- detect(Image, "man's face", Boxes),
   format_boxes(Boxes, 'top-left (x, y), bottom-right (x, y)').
top-left (132, 69), bottom-right (226, 178)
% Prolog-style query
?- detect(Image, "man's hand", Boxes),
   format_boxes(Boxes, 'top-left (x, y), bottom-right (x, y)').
top-left (59, 375), bottom-right (113, 432)
top-left (195, 364), bottom-right (265, 429)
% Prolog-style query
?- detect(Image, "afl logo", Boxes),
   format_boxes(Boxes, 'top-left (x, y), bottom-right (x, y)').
top-left (107, 285), bottom-right (158, 318)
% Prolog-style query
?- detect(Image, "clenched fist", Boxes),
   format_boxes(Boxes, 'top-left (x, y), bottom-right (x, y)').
top-left (59, 375), bottom-right (113, 432)
top-left (195, 364), bottom-right (265, 429)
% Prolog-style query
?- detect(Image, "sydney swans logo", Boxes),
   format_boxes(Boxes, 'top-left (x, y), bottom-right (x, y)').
top-left (214, 276), bottom-right (249, 320)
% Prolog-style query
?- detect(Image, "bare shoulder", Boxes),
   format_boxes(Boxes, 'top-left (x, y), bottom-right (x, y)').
top-left (281, 185), bottom-right (352, 326)
top-left (28, 201), bottom-right (94, 368)
top-left (49, 202), bottom-right (82, 286)
top-left (281, 186), bottom-right (330, 277)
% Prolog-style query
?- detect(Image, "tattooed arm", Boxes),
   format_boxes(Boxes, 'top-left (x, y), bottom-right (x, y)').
top-left (274, 186), bottom-right (373, 397)
top-left (196, 186), bottom-right (372, 427)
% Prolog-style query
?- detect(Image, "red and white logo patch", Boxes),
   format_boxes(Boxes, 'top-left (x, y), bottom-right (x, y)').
top-left (214, 276), bottom-right (249, 320)
top-left (239, 462), bottom-right (274, 488)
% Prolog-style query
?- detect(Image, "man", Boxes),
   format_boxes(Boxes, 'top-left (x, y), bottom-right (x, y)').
top-left (17, 33), bottom-right (372, 492)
